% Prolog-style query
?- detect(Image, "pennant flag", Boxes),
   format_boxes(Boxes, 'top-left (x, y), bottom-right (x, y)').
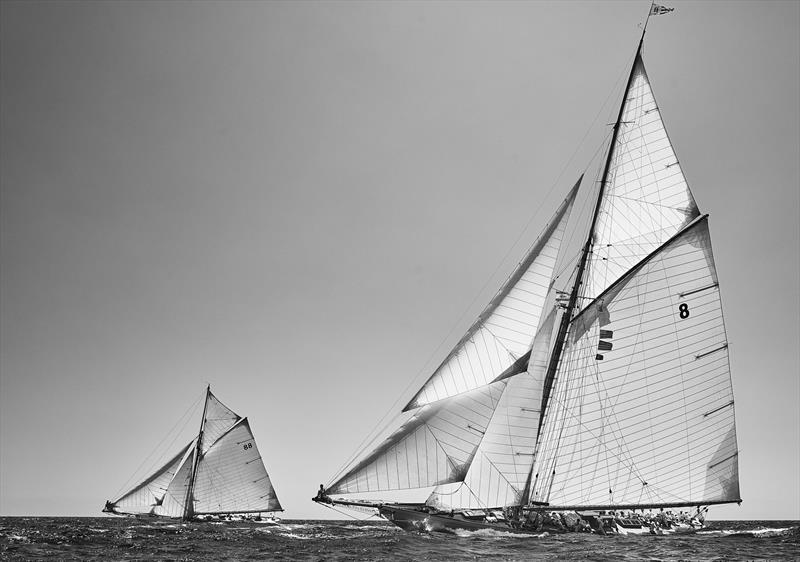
top-left (651, 4), bottom-right (674, 15)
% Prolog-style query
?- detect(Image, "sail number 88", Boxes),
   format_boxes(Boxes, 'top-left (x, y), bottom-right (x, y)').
top-left (243, 442), bottom-right (253, 450)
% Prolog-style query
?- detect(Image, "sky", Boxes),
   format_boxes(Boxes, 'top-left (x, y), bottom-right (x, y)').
top-left (1, 1), bottom-right (798, 521)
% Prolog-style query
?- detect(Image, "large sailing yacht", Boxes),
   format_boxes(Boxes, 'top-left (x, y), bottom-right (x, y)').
top-left (313, 6), bottom-right (740, 535)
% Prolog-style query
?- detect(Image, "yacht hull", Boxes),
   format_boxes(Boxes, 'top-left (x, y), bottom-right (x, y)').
top-left (378, 506), bottom-right (549, 535)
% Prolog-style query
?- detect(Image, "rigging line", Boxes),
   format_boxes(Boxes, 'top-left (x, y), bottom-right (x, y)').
top-left (112, 388), bottom-right (205, 500)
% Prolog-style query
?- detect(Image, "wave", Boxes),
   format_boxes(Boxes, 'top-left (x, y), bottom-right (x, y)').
top-left (450, 527), bottom-right (548, 539)
top-left (697, 525), bottom-right (799, 538)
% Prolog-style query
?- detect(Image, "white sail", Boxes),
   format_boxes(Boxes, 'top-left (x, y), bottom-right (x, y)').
top-left (153, 447), bottom-right (195, 517)
top-left (530, 216), bottom-right (739, 508)
top-left (584, 53), bottom-right (699, 302)
top-left (427, 305), bottom-right (559, 510)
top-left (108, 442), bottom-right (193, 515)
top-left (327, 381), bottom-right (506, 496)
top-left (201, 391), bottom-right (241, 454)
top-left (193, 418), bottom-right (283, 514)
top-left (405, 179), bottom-right (580, 410)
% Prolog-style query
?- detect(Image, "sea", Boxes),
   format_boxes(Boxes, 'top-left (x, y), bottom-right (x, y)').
top-left (1, 518), bottom-right (797, 561)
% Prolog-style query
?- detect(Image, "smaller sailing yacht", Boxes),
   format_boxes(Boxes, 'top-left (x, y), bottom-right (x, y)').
top-left (104, 385), bottom-right (283, 522)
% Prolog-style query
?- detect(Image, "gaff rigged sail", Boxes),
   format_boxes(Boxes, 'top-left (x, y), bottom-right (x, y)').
top-left (105, 387), bottom-right (282, 519)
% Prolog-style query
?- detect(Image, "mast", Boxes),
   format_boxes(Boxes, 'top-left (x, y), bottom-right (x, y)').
top-left (536, 35), bottom-right (646, 436)
top-left (183, 384), bottom-right (211, 520)
top-left (522, 35), bottom-right (648, 510)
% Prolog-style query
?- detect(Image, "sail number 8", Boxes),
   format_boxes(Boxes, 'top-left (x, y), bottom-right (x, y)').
top-left (243, 442), bottom-right (253, 450)
top-left (678, 303), bottom-right (690, 319)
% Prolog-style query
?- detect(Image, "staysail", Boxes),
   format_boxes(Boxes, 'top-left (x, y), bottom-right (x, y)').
top-left (529, 216), bottom-right (739, 508)
top-left (426, 305), bottom-right (560, 510)
top-left (105, 387), bottom-right (282, 518)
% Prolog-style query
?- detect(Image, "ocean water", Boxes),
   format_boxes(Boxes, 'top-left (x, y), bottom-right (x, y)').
top-left (1, 517), bottom-right (797, 561)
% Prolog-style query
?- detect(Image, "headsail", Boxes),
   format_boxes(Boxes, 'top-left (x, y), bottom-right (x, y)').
top-left (327, 381), bottom-right (506, 496)
top-left (530, 216), bottom-right (740, 508)
top-left (404, 178), bottom-right (581, 410)
top-left (105, 441), bottom-right (194, 516)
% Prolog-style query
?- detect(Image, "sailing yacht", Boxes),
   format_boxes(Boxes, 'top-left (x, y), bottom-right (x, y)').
top-left (104, 385), bottom-right (283, 522)
top-left (313, 8), bottom-right (740, 535)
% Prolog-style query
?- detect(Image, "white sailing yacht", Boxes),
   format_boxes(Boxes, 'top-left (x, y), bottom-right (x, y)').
top-left (104, 385), bottom-right (283, 522)
top-left (313, 8), bottom-right (740, 535)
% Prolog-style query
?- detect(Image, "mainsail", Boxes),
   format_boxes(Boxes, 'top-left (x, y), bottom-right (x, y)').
top-left (530, 216), bottom-right (739, 508)
top-left (105, 386), bottom-right (282, 519)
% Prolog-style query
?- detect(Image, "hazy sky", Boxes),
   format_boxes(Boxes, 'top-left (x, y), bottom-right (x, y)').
top-left (1, 1), bottom-right (798, 521)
